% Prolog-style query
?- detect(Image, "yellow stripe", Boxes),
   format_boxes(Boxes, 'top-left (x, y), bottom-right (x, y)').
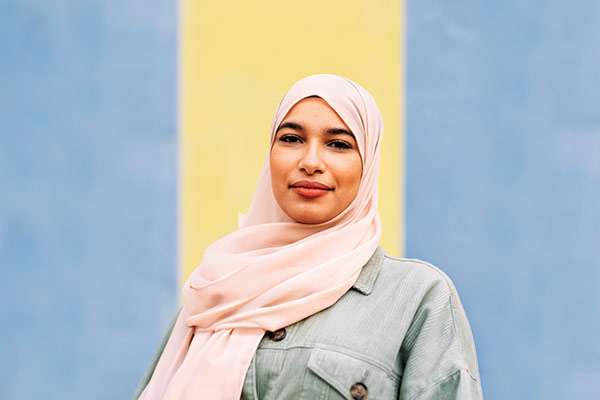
top-left (180, 0), bottom-right (404, 282)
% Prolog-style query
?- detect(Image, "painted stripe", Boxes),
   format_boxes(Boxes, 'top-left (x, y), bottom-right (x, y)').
top-left (180, 0), bottom-right (404, 282)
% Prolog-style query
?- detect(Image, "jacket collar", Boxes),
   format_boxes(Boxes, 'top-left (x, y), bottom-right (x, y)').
top-left (351, 245), bottom-right (385, 295)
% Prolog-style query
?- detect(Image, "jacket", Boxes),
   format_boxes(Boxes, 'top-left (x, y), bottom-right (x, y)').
top-left (134, 246), bottom-right (483, 399)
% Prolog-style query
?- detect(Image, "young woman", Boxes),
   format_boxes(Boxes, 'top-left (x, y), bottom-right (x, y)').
top-left (135, 74), bottom-right (483, 400)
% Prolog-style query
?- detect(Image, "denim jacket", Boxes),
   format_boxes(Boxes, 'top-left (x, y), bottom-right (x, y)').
top-left (134, 246), bottom-right (483, 399)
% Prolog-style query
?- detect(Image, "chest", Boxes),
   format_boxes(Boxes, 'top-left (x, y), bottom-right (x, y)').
top-left (240, 288), bottom-right (412, 400)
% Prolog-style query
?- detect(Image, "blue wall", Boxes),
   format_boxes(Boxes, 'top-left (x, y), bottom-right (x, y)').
top-left (0, 2), bottom-right (177, 399)
top-left (407, 1), bottom-right (600, 399)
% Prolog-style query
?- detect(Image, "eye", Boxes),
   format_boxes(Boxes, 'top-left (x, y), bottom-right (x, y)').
top-left (328, 140), bottom-right (352, 150)
top-left (279, 134), bottom-right (302, 143)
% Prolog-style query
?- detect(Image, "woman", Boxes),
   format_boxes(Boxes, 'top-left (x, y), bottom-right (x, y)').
top-left (135, 74), bottom-right (483, 400)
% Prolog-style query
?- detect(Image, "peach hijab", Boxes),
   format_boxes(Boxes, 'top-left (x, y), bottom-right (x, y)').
top-left (139, 74), bottom-right (384, 400)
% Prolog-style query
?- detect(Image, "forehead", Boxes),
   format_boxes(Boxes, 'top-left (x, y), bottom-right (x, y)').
top-left (281, 97), bottom-right (350, 128)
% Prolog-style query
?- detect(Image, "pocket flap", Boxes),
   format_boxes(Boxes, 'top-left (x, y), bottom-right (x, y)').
top-left (307, 348), bottom-right (395, 399)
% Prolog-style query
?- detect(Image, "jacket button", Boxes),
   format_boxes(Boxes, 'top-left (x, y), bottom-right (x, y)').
top-left (350, 382), bottom-right (368, 400)
top-left (267, 328), bottom-right (286, 341)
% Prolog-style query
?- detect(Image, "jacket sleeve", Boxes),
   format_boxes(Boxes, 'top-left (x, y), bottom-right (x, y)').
top-left (132, 308), bottom-right (181, 400)
top-left (398, 272), bottom-right (483, 400)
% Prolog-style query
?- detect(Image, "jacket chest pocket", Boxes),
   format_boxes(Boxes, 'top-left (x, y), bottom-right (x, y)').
top-left (304, 349), bottom-right (399, 400)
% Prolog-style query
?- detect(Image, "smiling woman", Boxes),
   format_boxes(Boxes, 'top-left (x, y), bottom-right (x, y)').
top-left (135, 74), bottom-right (483, 400)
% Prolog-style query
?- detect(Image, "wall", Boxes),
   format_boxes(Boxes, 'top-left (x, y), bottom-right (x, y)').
top-left (3, 1), bottom-right (599, 399)
top-left (0, 2), bottom-right (178, 398)
top-left (406, 1), bottom-right (600, 398)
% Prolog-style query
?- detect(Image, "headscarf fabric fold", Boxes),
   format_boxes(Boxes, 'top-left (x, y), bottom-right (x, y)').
top-left (139, 74), bottom-right (384, 400)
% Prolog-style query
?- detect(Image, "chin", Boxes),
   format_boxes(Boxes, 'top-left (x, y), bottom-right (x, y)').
top-left (287, 208), bottom-right (338, 224)
top-left (296, 215), bottom-right (329, 224)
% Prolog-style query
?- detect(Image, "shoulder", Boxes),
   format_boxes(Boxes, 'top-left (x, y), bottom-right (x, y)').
top-left (375, 252), bottom-right (475, 349)
top-left (378, 252), bottom-right (481, 382)
top-left (377, 251), bottom-right (461, 303)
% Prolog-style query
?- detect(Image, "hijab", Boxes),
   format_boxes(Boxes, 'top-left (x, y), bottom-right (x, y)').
top-left (139, 73), bottom-right (384, 400)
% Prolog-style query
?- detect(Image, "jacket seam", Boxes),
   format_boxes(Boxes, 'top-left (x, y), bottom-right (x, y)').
top-left (447, 291), bottom-right (479, 382)
top-left (407, 368), bottom-right (471, 400)
top-left (383, 254), bottom-right (456, 296)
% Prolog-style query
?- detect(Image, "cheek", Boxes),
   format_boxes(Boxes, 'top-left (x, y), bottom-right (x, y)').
top-left (269, 150), bottom-right (291, 187)
top-left (334, 155), bottom-right (363, 190)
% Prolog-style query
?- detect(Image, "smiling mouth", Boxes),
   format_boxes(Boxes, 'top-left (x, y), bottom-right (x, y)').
top-left (289, 186), bottom-right (332, 199)
top-left (288, 179), bottom-right (334, 199)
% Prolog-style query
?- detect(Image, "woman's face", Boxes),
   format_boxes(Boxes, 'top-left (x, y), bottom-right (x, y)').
top-left (270, 96), bottom-right (363, 224)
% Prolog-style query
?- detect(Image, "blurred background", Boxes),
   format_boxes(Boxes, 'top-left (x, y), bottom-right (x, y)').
top-left (1, 1), bottom-right (599, 399)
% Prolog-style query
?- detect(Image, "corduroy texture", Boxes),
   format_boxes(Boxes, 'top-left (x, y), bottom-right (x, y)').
top-left (139, 74), bottom-right (384, 400)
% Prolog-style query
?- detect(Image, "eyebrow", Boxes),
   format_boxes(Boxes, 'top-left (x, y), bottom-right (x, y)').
top-left (276, 121), bottom-right (356, 140)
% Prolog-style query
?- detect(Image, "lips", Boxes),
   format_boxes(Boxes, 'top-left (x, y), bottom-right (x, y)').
top-left (289, 180), bottom-right (333, 190)
top-left (289, 180), bottom-right (333, 199)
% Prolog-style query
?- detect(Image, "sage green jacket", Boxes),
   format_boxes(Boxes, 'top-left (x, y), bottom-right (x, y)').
top-left (134, 246), bottom-right (483, 399)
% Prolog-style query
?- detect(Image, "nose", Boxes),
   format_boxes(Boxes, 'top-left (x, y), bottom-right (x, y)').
top-left (298, 141), bottom-right (325, 175)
